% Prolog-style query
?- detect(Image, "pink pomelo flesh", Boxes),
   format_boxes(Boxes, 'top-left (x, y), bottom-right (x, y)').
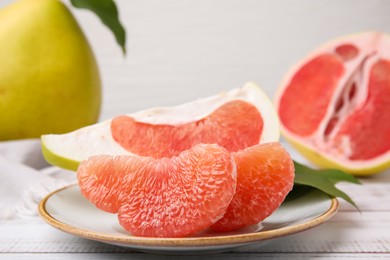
top-left (77, 144), bottom-right (236, 238)
top-left (333, 59), bottom-right (390, 160)
top-left (111, 100), bottom-right (263, 158)
top-left (278, 32), bottom-right (390, 161)
top-left (211, 142), bottom-right (294, 232)
top-left (279, 54), bottom-right (345, 136)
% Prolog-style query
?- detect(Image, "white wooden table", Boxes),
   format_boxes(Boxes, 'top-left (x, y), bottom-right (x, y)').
top-left (1, 147), bottom-right (389, 260)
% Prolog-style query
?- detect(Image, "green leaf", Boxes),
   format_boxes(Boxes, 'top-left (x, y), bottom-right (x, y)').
top-left (70, 0), bottom-right (126, 54)
top-left (285, 184), bottom-right (316, 202)
top-left (293, 161), bottom-right (360, 208)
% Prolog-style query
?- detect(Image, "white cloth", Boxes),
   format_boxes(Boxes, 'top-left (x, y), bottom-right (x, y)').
top-left (0, 139), bottom-right (76, 219)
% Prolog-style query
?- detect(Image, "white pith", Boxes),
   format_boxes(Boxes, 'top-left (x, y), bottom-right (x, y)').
top-left (275, 31), bottom-right (390, 170)
top-left (42, 82), bottom-right (279, 163)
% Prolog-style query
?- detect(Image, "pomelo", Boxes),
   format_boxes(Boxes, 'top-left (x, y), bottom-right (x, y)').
top-left (77, 143), bottom-right (237, 238)
top-left (0, 0), bottom-right (101, 140)
top-left (42, 82), bottom-right (279, 171)
top-left (211, 142), bottom-right (294, 232)
top-left (275, 31), bottom-right (390, 176)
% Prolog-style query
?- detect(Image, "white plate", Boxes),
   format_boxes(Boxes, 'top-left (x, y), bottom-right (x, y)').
top-left (38, 184), bottom-right (338, 254)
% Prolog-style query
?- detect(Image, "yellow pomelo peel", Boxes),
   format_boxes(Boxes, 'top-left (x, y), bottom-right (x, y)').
top-left (286, 137), bottom-right (390, 176)
top-left (0, 0), bottom-right (101, 140)
top-left (41, 141), bottom-right (80, 171)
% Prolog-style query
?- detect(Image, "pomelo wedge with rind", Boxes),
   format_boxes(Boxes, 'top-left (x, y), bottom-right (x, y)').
top-left (275, 31), bottom-right (390, 176)
top-left (42, 82), bottom-right (279, 171)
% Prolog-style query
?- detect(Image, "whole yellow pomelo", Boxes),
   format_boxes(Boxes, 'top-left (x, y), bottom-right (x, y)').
top-left (0, 0), bottom-right (101, 140)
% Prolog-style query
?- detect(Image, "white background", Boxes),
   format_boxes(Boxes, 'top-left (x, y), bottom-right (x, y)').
top-left (2, 0), bottom-right (390, 120)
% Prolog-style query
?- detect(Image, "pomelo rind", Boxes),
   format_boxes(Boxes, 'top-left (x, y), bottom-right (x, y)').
top-left (41, 141), bottom-right (80, 171)
top-left (42, 120), bottom-right (130, 171)
top-left (275, 31), bottom-right (390, 176)
top-left (42, 82), bottom-right (280, 170)
top-left (287, 136), bottom-right (390, 176)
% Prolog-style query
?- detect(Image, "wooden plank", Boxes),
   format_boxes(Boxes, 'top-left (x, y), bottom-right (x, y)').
top-left (0, 253), bottom-right (389, 260)
top-left (1, 211), bottom-right (389, 254)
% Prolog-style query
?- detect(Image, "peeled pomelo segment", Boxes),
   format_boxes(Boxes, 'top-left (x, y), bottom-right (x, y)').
top-left (42, 82), bottom-right (279, 171)
top-left (211, 142), bottom-right (294, 232)
top-left (77, 143), bottom-right (237, 238)
top-left (275, 31), bottom-right (390, 174)
top-left (111, 100), bottom-right (263, 158)
top-left (77, 155), bottom-right (149, 213)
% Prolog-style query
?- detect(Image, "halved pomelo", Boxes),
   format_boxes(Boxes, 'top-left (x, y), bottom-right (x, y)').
top-left (42, 82), bottom-right (279, 171)
top-left (275, 31), bottom-right (390, 176)
top-left (77, 143), bottom-right (237, 238)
